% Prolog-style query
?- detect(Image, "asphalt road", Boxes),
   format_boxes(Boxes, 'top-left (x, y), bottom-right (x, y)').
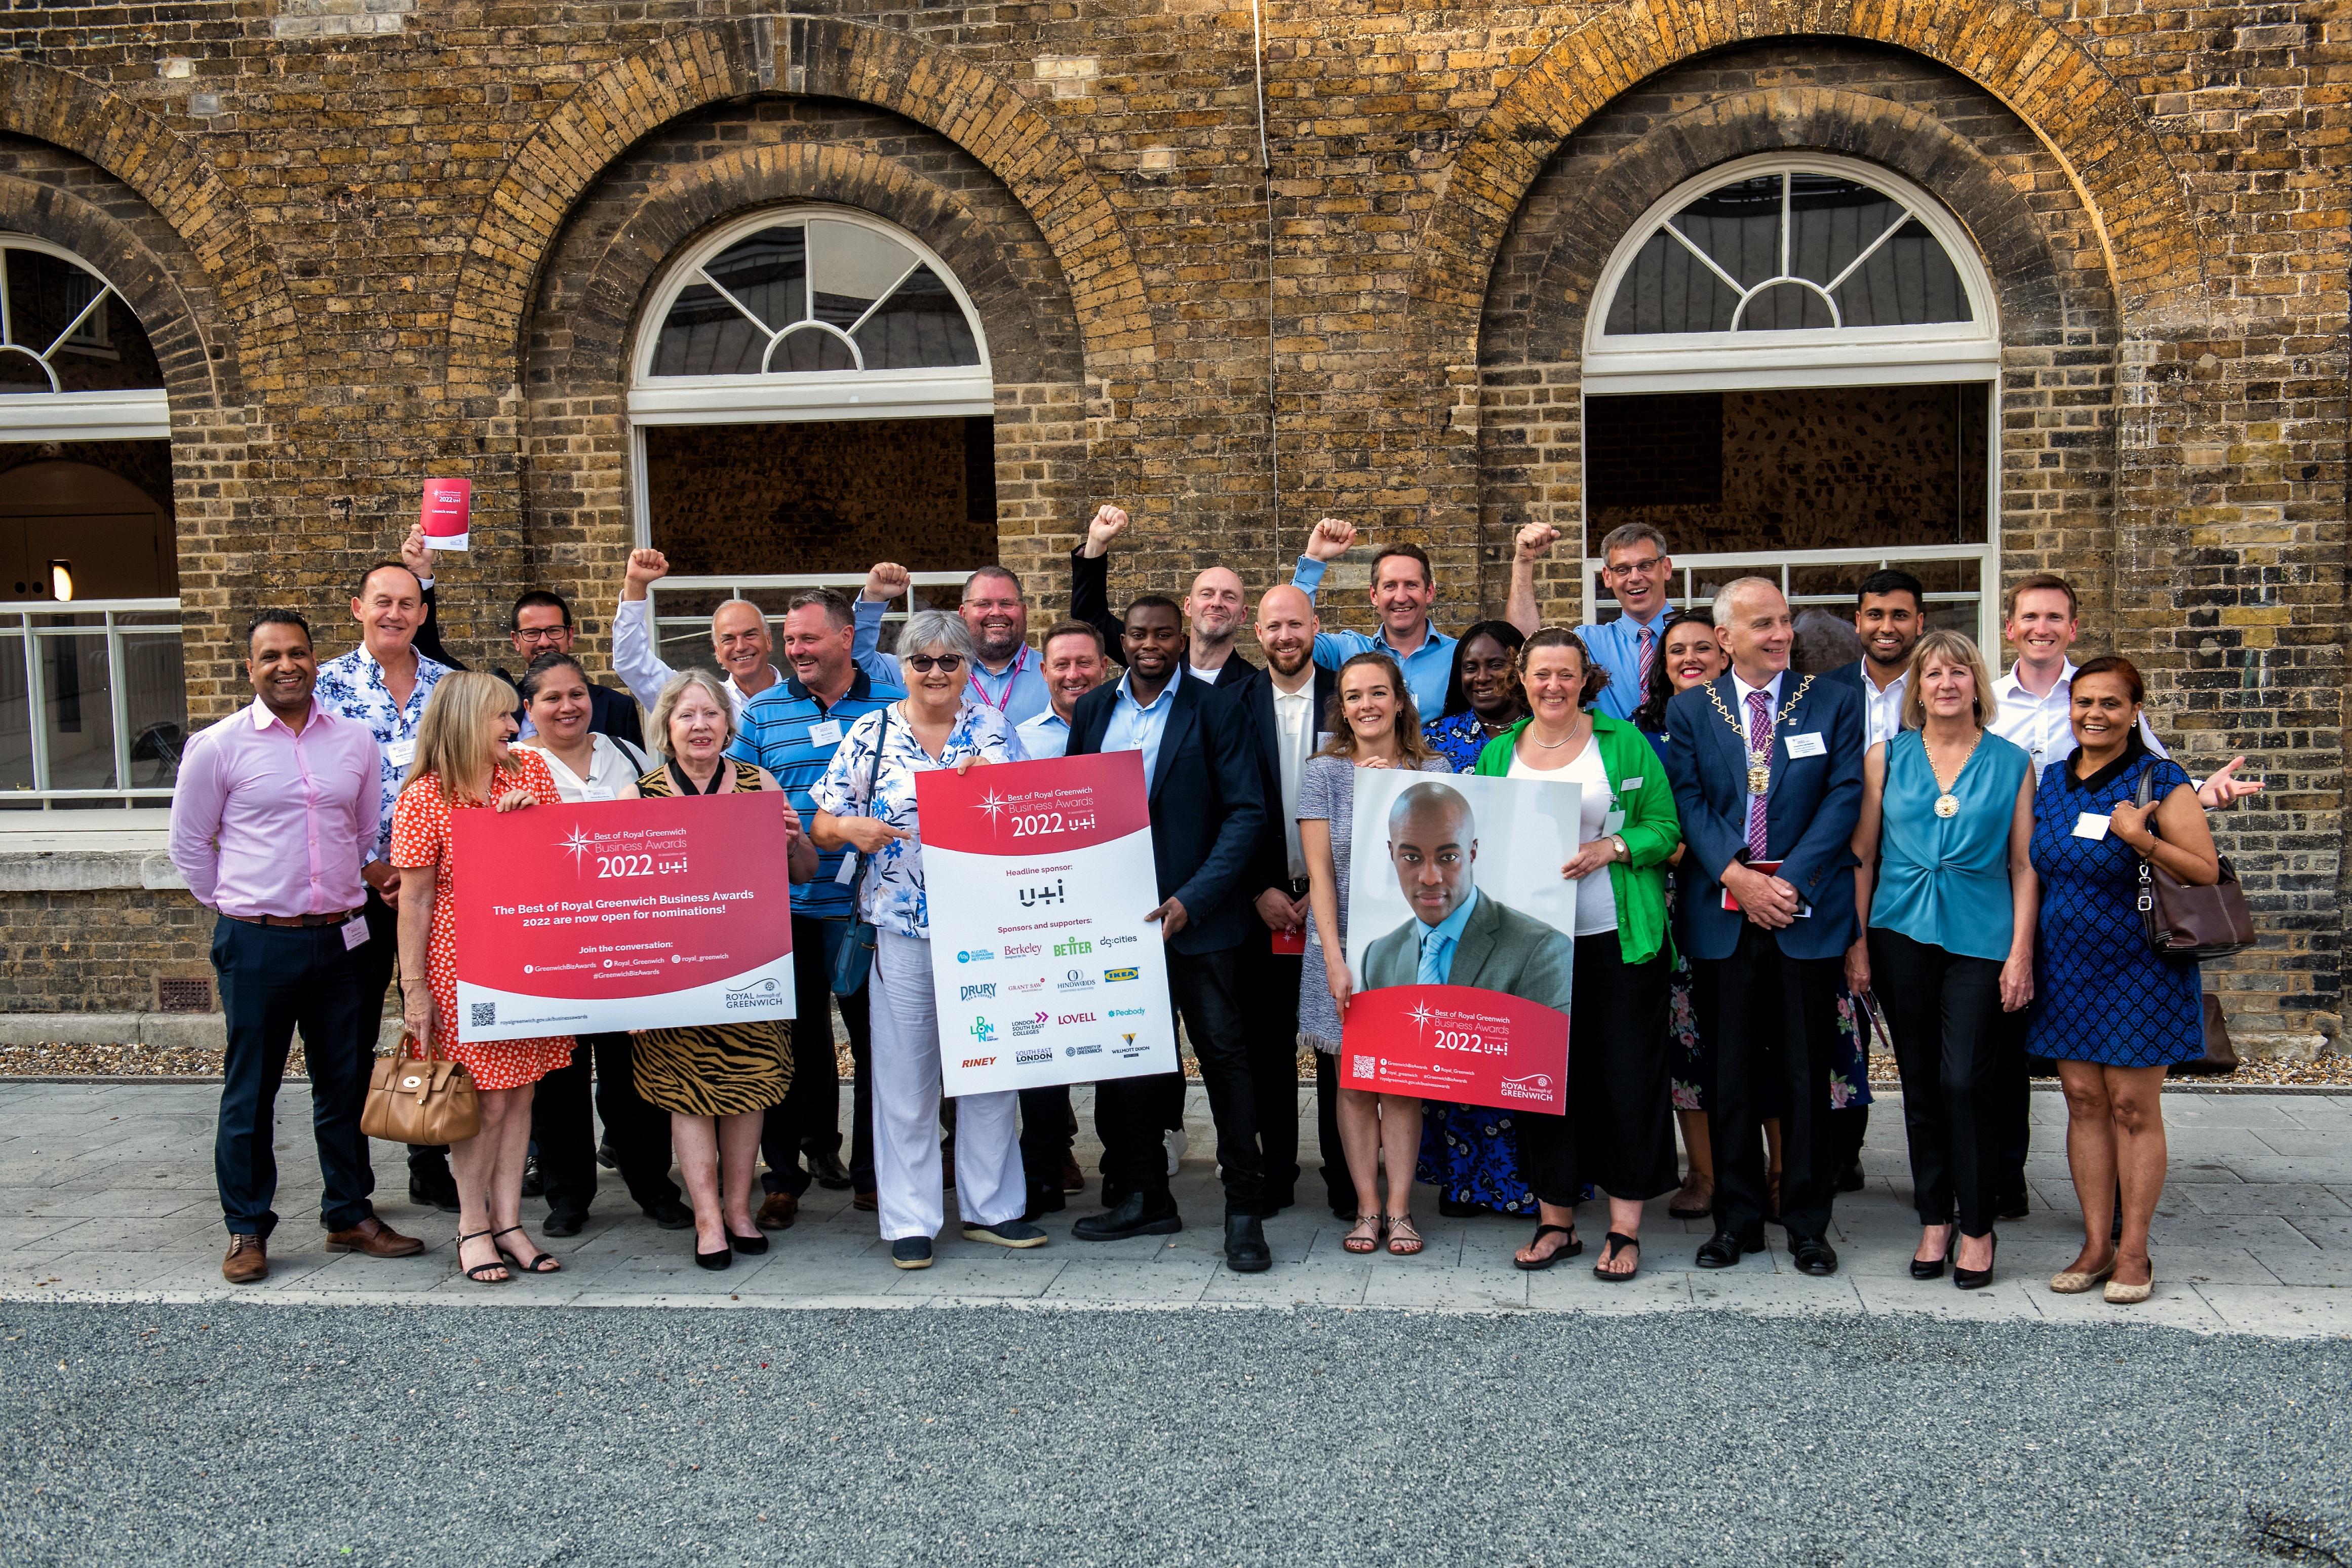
top-left (4, 1303), bottom-right (2347, 1567)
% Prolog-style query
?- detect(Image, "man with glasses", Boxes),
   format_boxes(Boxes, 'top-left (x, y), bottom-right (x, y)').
top-left (412, 558), bottom-right (645, 748)
top-left (1512, 521), bottom-right (1677, 723)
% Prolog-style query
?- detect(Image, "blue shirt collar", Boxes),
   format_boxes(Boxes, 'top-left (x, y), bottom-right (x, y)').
top-left (1116, 671), bottom-right (1177, 713)
top-left (1619, 603), bottom-right (1674, 636)
top-left (1376, 623), bottom-right (1448, 660)
top-left (1418, 884), bottom-right (1480, 949)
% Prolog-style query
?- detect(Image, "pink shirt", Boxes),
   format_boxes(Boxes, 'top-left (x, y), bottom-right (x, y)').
top-left (168, 698), bottom-right (380, 918)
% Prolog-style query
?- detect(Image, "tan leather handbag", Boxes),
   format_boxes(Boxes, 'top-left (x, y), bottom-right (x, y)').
top-left (2131, 768), bottom-right (2257, 960)
top-left (360, 1031), bottom-right (481, 1145)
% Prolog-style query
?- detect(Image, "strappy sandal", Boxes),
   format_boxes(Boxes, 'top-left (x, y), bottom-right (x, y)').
top-left (1385, 1214), bottom-right (1424, 1257)
top-left (1512, 1223), bottom-right (1581, 1272)
top-left (492, 1226), bottom-right (562, 1274)
top-left (1342, 1213), bottom-right (1384, 1255)
top-left (457, 1228), bottom-right (509, 1284)
top-left (1593, 1231), bottom-right (1641, 1283)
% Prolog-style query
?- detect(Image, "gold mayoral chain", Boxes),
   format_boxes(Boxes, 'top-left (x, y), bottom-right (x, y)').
top-left (1705, 674), bottom-right (1814, 796)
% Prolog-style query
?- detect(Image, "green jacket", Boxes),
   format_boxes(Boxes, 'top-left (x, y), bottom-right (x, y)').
top-left (1473, 712), bottom-right (1680, 966)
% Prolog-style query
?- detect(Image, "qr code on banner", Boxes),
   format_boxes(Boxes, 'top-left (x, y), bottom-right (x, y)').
top-left (1351, 1054), bottom-right (1375, 1080)
top-left (471, 1002), bottom-right (496, 1028)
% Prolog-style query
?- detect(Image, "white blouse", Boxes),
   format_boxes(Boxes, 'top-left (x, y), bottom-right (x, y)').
top-left (522, 733), bottom-right (649, 805)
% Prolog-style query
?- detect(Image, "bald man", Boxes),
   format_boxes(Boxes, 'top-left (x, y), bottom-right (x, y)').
top-left (1071, 504), bottom-right (1259, 690)
top-left (1224, 582), bottom-right (1353, 1216)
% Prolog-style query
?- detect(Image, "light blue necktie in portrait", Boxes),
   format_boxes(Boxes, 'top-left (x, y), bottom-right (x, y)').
top-left (1417, 931), bottom-right (1453, 985)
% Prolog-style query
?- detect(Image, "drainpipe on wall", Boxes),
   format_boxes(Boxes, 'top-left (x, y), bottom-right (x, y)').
top-left (1253, 0), bottom-right (1278, 569)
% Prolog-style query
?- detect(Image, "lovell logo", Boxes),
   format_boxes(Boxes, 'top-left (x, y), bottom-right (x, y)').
top-left (959, 983), bottom-right (996, 1001)
top-left (1055, 1012), bottom-right (1097, 1026)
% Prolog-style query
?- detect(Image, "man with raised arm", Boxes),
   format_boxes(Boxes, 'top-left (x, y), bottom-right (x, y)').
top-left (613, 547), bottom-right (901, 720)
top-left (1512, 521), bottom-right (1677, 724)
top-left (1071, 504), bottom-right (1258, 688)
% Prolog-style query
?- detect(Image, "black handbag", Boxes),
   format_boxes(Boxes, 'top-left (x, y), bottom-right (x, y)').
top-left (2132, 766), bottom-right (2257, 961)
top-left (828, 708), bottom-right (889, 996)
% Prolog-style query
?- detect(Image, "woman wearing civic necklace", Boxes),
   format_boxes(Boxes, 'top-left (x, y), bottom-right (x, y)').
top-left (1844, 631), bottom-right (2035, 1290)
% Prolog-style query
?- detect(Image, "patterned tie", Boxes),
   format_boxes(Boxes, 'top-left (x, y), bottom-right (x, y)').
top-left (1636, 625), bottom-right (1656, 694)
top-left (1745, 688), bottom-right (1773, 859)
top-left (1418, 930), bottom-right (1454, 985)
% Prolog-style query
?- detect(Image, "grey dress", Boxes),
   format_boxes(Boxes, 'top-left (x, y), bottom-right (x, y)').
top-left (1295, 752), bottom-right (1456, 1052)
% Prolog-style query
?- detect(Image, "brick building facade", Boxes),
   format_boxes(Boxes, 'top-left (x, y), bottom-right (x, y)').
top-left (0, 2), bottom-right (2340, 1057)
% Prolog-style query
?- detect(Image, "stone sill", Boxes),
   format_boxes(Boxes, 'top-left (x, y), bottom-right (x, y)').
top-left (0, 812), bottom-right (185, 892)
top-left (0, 1013), bottom-right (404, 1050)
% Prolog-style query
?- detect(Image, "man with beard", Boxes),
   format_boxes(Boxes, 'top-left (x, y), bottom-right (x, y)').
top-left (1066, 596), bottom-right (1271, 1271)
top-left (1071, 503), bottom-right (1259, 689)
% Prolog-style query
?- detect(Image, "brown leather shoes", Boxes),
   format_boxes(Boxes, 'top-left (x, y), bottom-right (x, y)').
top-left (1061, 1155), bottom-right (1086, 1194)
top-left (852, 1189), bottom-right (878, 1212)
top-left (324, 1214), bottom-right (426, 1259)
top-left (222, 1232), bottom-right (269, 1284)
top-left (756, 1190), bottom-right (799, 1230)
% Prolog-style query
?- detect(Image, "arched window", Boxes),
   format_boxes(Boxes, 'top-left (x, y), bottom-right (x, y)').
top-left (1579, 156), bottom-right (2002, 647)
top-left (0, 236), bottom-right (168, 441)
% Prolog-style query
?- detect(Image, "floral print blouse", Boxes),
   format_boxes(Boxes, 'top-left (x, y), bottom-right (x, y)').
top-left (810, 701), bottom-right (1018, 940)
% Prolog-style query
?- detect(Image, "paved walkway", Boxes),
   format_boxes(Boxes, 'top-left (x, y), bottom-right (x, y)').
top-left (4, 1079), bottom-right (2348, 1337)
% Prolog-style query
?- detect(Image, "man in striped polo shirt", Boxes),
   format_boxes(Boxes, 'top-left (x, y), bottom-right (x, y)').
top-left (730, 584), bottom-right (907, 1223)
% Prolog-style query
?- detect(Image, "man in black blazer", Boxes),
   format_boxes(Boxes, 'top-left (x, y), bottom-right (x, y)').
top-left (1066, 594), bottom-right (1274, 1271)
top-left (1223, 583), bottom-right (1358, 1220)
top-left (1666, 577), bottom-right (1865, 1278)
top-left (1071, 503), bottom-right (1258, 690)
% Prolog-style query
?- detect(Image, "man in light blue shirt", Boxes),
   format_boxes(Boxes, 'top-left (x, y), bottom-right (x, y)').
top-left (1101, 658), bottom-right (1178, 780)
top-left (1508, 520), bottom-right (1677, 724)
top-left (1289, 518), bottom-right (1541, 718)
top-left (1414, 883), bottom-right (1482, 983)
top-left (854, 563), bottom-right (1049, 726)
top-left (1013, 620), bottom-right (1111, 762)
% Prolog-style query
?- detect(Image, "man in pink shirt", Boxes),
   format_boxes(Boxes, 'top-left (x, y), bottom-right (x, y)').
top-left (169, 609), bottom-right (425, 1284)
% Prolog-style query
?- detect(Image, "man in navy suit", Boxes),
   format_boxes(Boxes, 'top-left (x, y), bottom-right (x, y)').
top-left (1065, 594), bottom-right (1274, 1272)
top-left (1667, 578), bottom-right (1864, 1277)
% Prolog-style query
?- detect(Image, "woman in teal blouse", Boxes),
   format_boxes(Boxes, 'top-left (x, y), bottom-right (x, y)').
top-left (1846, 630), bottom-right (2037, 1290)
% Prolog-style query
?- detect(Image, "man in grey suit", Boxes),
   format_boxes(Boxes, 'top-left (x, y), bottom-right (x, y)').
top-left (1359, 781), bottom-right (1573, 1008)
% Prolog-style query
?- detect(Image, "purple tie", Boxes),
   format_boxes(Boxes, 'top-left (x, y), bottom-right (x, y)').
top-left (1745, 689), bottom-right (1772, 859)
top-left (1636, 626), bottom-right (1656, 694)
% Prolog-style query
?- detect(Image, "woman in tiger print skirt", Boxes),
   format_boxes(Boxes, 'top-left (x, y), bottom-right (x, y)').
top-left (633, 671), bottom-right (816, 1268)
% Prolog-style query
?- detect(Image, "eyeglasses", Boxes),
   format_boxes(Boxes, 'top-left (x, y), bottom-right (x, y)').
top-left (1601, 556), bottom-right (1667, 579)
top-left (513, 626), bottom-right (571, 644)
top-left (905, 653), bottom-right (966, 673)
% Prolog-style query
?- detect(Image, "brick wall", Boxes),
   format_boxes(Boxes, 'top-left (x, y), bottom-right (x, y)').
top-left (0, 1), bottom-right (2333, 1053)
top-left (0, 890), bottom-right (213, 1014)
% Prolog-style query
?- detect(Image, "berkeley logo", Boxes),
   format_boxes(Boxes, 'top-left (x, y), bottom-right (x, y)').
top-left (1001, 942), bottom-right (1042, 958)
top-left (960, 983), bottom-right (996, 1001)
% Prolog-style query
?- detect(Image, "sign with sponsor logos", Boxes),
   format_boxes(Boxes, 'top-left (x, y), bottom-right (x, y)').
top-left (915, 751), bottom-right (1178, 1095)
top-left (450, 790), bottom-right (794, 1041)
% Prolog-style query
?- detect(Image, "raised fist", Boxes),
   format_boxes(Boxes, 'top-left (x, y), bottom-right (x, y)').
top-left (1305, 517), bottom-right (1357, 563)
top-left (1083, 504), bottom-right (1131, 559)
top-left (864, 561), bottom-right (911, 602)
top-left (1515, 522), bottom-right (1562, 562)
top-left (625, 548), bottom-right (670, 588)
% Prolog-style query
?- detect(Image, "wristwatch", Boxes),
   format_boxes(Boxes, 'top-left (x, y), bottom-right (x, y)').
top-left (1610, 834), bottom-right (1629, 863)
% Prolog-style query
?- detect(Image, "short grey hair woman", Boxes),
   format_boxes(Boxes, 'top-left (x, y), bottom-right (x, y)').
top-left (811, 607), bottom-right (1040, 1269)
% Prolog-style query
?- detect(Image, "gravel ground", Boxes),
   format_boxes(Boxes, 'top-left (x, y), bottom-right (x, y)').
top-left (3, 1302), bottom-right (2347, 1567)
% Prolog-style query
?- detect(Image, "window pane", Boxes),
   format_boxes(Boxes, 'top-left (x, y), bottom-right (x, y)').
top-left (0, 632), bottom-right (28, 793)
top-left (121, 631), bottom-right (185, 790)
top-left (1833, 219), bottom-right (1971, 326)
top-left (51, 291), bottom-right (166, 394)
top-left (702, 225), bottom-right (807, 332)
top-left (35, 629), bottom-right (115, 791)
top-left (1787, 174), bottom-right (1905, 288)
top-left (807, 220), bottom-right (917, 331)
top-left (1736, 281), bottom-right (1835, 331)
top-left (5, 250), bottom-right (103, 357)
top-left (773, 327), bottom-right (857, 373)
top-left (0, 345), bottom-right (48, 393)
top-left (650, 281), bottom-right (767, 376)
top-left (853, 265), bottom-right (982, 368)
top-left (1669, 175), bottom-right (1782, 290)
top-left (1602, 231), bottom-right (1740, 335)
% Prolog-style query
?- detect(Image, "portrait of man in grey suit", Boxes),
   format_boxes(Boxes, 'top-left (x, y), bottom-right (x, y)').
top-left (1359, 781), bottom-right (1573, 1011)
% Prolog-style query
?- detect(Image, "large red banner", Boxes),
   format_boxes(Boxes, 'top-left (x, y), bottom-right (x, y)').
top-left (1339, 985), bottom-right (1568, 1113)
top-left (450, 790), bottom-right (795, 1041)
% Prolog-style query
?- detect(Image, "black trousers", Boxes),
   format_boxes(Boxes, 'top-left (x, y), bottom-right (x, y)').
top-left (1239, 938), bottom-right (1305, 1201)
top-left (1871, 929), bottom-right (2007, 1237)
top-left (211, 917), bottom-right (378, 1237)
top-left (532, 1032), bottom-right (681, 1220)
top-left (762, 915), bottom-right (875, 1197)
top-left (1019, 1085), bottom-right (1076, 1199)
top-left (1313, 1049), bottom-right (1354, 1211)
top-left (1095, 946), bottom-right (1261, 1212)
top-left (1693, 925), bottom-right (1845, 1241)
top-left (1989, 1004), bottom-right (2035, 1203)
top-left (346, 889), bottom-right (448, 1185)
top-left (1514, 940), bottom-right (1676, 1208)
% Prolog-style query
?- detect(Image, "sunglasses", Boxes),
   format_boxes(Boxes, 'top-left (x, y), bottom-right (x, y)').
top-left (905, 653), bottom-right (967, 673)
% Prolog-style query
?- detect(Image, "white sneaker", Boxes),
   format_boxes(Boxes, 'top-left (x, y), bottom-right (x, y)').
top-left (1165, 1127), bottom-right (1188, 1177)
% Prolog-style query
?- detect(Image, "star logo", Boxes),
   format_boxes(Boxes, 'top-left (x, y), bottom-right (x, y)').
top-left (559, 825), bottom-right (593, 869)
top-left (976, 788), bottom-right (1009, 826)
top-left (1407, 999), bottom-right (1434, 1048)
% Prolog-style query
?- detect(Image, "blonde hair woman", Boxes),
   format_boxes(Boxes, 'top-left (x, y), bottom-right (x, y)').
top-left (389, 670), bottom-right (575, 1286)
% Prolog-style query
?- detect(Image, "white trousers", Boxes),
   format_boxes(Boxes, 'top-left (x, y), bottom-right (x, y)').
top-left (868, 928), bottom-right (1025, 1240)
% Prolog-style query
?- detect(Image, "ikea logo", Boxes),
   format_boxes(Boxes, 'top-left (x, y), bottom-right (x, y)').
top-left (1103, 967), bottom-right (1139, 983)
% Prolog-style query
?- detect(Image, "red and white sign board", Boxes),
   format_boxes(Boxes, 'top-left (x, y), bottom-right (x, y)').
top-left (420, 476), bottom-right (472, 551)
top-left (915, 751), bottom-right (1179, 1096)
top-left (1339, 985), bottom-right (1568, 1113)
top-left (451, 791), bottom-right (795, 1041)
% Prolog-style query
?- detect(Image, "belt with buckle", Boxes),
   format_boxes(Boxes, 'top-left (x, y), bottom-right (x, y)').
top-left (224, 909), bottom-right (362, 929)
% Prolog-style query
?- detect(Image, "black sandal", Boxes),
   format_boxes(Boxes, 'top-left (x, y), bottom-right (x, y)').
top-left (1593, 1231), bottom-right (1640, 1282)
top-left (457, 1229), bottom-right (509, 1284)
top-left (492, 1226), bottom-right (562, 1274)
top-left (1513, 1223), bottom-right (1582, 1272)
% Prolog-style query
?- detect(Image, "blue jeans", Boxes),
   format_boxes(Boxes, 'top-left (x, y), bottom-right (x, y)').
top-left (211, 916), bottom-right (379, 1237)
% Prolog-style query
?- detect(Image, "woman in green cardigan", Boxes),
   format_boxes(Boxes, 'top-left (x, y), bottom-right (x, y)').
top-left (1475, 628), bottom-right (1681, 1280)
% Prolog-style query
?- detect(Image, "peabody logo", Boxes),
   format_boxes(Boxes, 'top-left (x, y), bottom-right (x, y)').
top-left (1055, 1012), bottom-right (1097, 1026)
top-left (961, 1056), bottom-right (997, 1070)
top-left (1064, 1044), bottom-right (1102, 1057)
top-left (1053, 937), bottom-right (1093, 957)
top-left (1014, 1048), bottom-right (1053, 1065)
top-left (959, 983), bottom-right (997, 1002)
top-left (1001, 942), bottom-right (1043, 958)
top-left (1103, 967), bottom-right (1138, 983)
top-left (956, 949), bottom-right (996, 964)
top-left (1108, 1007), bottom-right (1146, 1019)
top-left (1498, 1072), bottom-right (1554, 1102)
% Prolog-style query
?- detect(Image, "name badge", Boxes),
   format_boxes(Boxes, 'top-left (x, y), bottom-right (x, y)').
top-left (580, 785), bottom-right (615, 803)
top-left (340, 916), bottom-right (370, 952)
top-left (1600, 809), bottom-right (1627, 836)
top-left (834, 854), bottom-right (860, 886)
top-left (2072, 812), bottom-right (2111, 841)
top-left (1619, 775), bottom-right (1644, 792)
top-left (808, 719), bottom-right (844, 748)
top-left (1784, 732), bottom-right (1827, 759)
top-left (383, 738), bottom-right (417, 768)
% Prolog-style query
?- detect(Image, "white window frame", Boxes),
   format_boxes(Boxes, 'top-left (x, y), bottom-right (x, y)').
top-left (1579, 155), bottom-right (2003, 648)
top-left (0, 234), bottom-right (169, 441)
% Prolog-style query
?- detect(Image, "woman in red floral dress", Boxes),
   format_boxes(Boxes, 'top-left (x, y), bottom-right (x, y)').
top-left (392, 671), bottom-right (577, 1286)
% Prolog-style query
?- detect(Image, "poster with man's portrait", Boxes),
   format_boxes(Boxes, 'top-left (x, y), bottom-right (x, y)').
top-left (1340, 772), bottom-right (1582, 1113)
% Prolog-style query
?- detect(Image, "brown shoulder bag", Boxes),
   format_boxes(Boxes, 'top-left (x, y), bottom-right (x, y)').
top-left (360, 1030), bottom-right (483, 1146)
top-left (2132, 767), bottom-right (2256, 961)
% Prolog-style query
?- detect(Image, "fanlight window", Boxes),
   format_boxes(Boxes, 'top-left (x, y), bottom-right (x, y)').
top-left (1602, 170), bottom-right (1971, 338)
top-left (650, 218), bottom-right (982, 378)
top-left (0, 239), bottom-right (164, 395)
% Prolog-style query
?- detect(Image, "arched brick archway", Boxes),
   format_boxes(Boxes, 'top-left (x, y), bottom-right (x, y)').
top-left (447, 16), bottom-right (1151, 391)
top-left (1415, 0), bottom-right (2211, 359)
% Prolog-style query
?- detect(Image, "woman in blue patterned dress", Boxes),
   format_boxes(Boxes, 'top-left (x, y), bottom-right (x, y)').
top-left (2027, 657), bottom-right (2220, 1306)
top-left (1415, 621), bottom-right (1535, 1217)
